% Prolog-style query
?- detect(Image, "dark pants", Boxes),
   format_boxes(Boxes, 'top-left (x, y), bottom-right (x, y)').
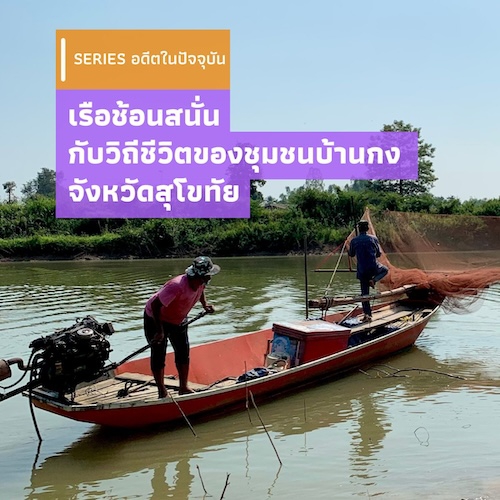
top-left (359, 264), bottom-right (389, 316)
top-left (143, 312), bottom-right (189, 371)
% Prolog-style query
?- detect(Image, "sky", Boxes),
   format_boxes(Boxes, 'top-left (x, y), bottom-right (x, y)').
top-left (0, 0), bottom-right (499, 203)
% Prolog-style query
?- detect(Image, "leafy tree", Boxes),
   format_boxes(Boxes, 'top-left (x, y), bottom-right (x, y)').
top-left (401, 193), bottom-right (436, 213)
top-left (21, 168), bottom-right (56, 199)
top-left (278, 186), bottom-right (293, 203)
top-left (304, 178), bottom-right (325, 191)
top-left (350, 120), bottom-right (437, 196)
top-left (287, 185), bottom-right (342, 225)
top-left (434, 196), bottom-right (462, 215)
top-left (2, 181), bottom-right (16, 203)
top-left (21, 179), bottom-right (37, 199)
top-left (474, 198), bottom-right (500, 216)
top-left (250, 180), bottom-right (266, 201)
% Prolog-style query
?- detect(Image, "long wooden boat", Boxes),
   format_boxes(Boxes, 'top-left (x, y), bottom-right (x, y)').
top-left (28, 291), bottom-right (440, 429)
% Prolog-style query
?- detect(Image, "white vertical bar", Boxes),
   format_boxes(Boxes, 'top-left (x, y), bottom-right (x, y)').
top-left (60, 37), bottom-right (66, 82)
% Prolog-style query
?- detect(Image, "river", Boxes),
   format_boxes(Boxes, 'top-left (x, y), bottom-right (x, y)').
top-left (1, 256), bottom-right (499, 499)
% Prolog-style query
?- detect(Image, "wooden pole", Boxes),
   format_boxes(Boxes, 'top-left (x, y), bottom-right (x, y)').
top-left (249, 390), bottom-right (283, 466)
top-left (304, 235), bottom-right (309, 319)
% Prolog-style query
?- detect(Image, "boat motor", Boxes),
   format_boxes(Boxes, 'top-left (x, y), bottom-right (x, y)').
top-left (0, 316), bottom-right (114, 401)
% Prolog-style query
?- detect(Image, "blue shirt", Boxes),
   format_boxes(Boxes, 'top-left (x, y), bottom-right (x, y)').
top-left (348, 233), bottom-right (382, 279)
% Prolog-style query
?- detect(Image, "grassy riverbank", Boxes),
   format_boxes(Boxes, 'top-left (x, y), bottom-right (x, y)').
top-left (1, 189), bottom-right (499, 261)
top-left (0, 200), bottom-right (349, 260)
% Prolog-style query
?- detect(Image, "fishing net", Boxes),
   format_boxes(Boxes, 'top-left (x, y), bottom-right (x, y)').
top-left (342, 209), bottom-right (500, 313)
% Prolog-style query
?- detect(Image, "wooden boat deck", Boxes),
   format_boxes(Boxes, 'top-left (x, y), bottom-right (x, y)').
top-left (72, 373), bottom-right (237, 406)
top-left (347, 306), bottom-right (434, 332)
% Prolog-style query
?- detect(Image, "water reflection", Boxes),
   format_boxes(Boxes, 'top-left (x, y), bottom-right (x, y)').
top-left (350, 392), bottom-right (390, 475)
top-left (150, 461), bottom-right (194, 500)
top-left (25, 343), bottom-right (498, 499)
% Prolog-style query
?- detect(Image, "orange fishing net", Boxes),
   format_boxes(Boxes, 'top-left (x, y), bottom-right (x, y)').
top-left (344, 209), bottom-right (500, 312)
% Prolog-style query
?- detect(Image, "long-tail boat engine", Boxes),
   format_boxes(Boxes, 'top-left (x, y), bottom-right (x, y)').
top-left (0, 316), bottom-right (114, 401)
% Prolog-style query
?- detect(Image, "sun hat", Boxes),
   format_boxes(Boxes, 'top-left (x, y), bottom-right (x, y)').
top-left (185, 256), bottom-right (221, 277)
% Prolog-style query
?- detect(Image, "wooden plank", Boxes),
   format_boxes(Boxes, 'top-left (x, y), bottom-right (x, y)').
top-left (75, 377), bottom-right (119, 393)
top-left (116, 372), bottom-right (207, 391)
top-left (115, 372), bottom-right (153, 384)
top-left (73, 373), bottom-right (208, 405)
top-left (349, 308), bottom-right (417, 332)
top-left (211, 379), bottom-right (238, 389)
top-left (73, 379), bottom-right (125, 404)
top-left (314, 269), bottom-right (356, 273)
top-left (309, 285), bottom-right (417, 308)
top-left (74, 384), bottom-right (170, 405)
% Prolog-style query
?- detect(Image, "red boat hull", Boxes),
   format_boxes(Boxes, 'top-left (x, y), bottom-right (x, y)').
top-left (31, 301), bottom-right (438, 428)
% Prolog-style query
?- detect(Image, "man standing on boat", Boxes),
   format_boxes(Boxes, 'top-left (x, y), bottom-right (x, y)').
top-left (144, 256), bottom-right (220, 397)
top-left (348, 220), bottom-right (388, 322)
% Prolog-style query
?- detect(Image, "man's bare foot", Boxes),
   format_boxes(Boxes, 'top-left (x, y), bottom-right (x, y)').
top-left (178, 387), bottom-right (195, 395)
top-left (369, 279), bottom-right (375, 289)
top-left (158, 388), bottom-right (168, 399)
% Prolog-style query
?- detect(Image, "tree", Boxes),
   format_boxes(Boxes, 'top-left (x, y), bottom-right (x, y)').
top-left (21, 168), bottom-right (56, 199)
top-left (350, 121), bottom-right (437, 196)
top-left (250, 180), bottom-right (266, 201)
top-left (304, 178), bottom-right (325, 191)
top-left (2, 181), bottom-right (16, 203)
top-left (223, 142), bottom-right (266, 202)
top-left (279, 186), bottom-right (293, 203)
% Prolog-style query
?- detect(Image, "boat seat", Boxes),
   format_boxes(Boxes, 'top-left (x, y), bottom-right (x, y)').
top-left (115, 372), bottom-right (207, 391)
top-left (349, 308), bottom-right (417, 332)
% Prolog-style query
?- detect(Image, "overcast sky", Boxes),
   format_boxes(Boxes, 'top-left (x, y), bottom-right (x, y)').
top-left (0, 0), bottom-right (498, 202)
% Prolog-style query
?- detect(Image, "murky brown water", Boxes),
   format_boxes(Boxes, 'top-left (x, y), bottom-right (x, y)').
top-left (1, 256), bottom-right (500, 499)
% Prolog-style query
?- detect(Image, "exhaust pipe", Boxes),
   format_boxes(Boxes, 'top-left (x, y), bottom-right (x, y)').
top-left (0, 358), bottom-right (30, 382)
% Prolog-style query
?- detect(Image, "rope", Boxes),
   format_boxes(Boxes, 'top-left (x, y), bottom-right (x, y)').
top-left (28, 367), bottom-right (43, 443)
top-left (116, 378), bottom-right (153, 398)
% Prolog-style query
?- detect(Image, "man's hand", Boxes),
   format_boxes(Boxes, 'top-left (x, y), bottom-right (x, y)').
top-left (203, 304), bottom-right (215, 314)
top-left (152, 331), bottom-right (164, 344)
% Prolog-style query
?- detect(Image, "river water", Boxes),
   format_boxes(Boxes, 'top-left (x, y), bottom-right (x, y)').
top-left (1, 256), bottom-right (499, 499)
